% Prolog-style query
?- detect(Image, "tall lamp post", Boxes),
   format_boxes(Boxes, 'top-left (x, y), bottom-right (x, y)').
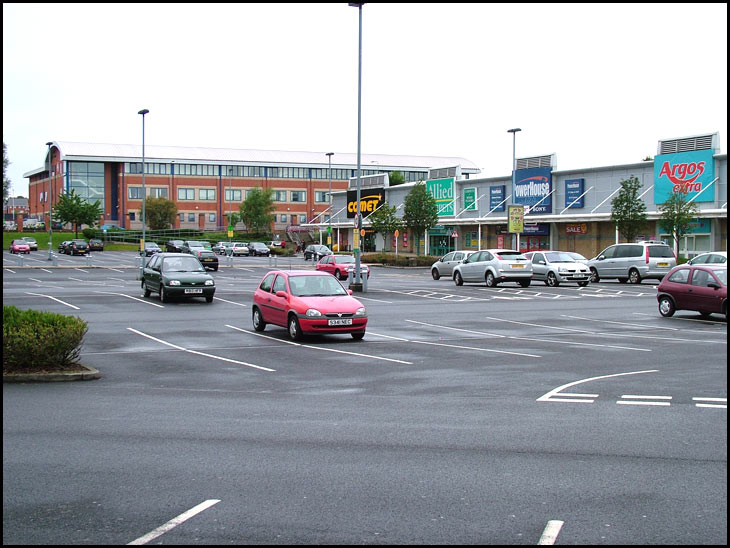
top-left (138, 108), bottom-right (149, 279)
top-left (349, 2), bottom-right (364, 288)
top-left (228, 168), bottom-right (233, 241)
top-left (507, 127), bottom-right (521, 251)
top-left (326, 152), bottom-right (334, 247)
top-left (45, 141), bottom-right (53, 261)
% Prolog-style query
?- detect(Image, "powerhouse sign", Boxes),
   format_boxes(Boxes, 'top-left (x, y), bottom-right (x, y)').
top-left (513, 167), bottom-right (552, 214)
top-left (654, 150), bottom-right (715, 203)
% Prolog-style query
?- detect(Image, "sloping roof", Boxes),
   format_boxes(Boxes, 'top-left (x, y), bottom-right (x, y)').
top-left (46, 141), bottom-right (481, 173)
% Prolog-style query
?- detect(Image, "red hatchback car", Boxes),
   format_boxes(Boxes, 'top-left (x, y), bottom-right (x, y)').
top-left (9, 239), bottom-right (31, 254)
top-left (252, 270), bottom-right (368, 340)
top-left (316, 254), bottom-right (370, 280)
top-left (657, 264), bottom-right (727, 319)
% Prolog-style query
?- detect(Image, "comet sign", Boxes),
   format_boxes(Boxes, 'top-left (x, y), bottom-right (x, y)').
top-left (346, 188), bottom-right (384, 218)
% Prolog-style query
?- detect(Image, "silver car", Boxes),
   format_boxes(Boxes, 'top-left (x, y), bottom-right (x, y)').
top-left (524, 250), bottom-right (591, 287)
top-left (588, 241), bottom-right (676, 284)
top-left (431, 250), bottom-right (475, 280)
top-left (452, 249), bottom-right (532, 287)
top-left (687, 251), bottom-right (727, 265)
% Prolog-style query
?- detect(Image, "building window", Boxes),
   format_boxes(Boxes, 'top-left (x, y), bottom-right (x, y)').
top-left (128, 187), bottom-right (145, 199)
top-left (208, 213), bottom-right (216, 223)
top-left (291, 191), bottom-right (306, 202)
top-left (315, 191), bottom-right (329, 203)
top-left (225, 189), bottom-right (242, 201)
top-left (188, 213), bottom-right (195, 222)
top-left (178, 188), bottom-right (195, 200)
top-left (150, 187), bottom-right (168, 198)
top-left (199, 189), bottom-right (216, 201)
top-left (273, 190), bottom-right (287, 202)
top-left (299, 214), bottom-right (307, 224)
top-left (179, 213), bottom-right (185, 223)
top-left (280, 214), bottom-right (288, 223)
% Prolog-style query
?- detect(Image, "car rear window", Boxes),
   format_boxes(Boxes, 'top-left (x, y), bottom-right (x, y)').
top-left (648, 246), bottom-right (674, 258)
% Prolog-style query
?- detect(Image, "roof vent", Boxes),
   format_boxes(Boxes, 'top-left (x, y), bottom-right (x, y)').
top-left (427, 165), bottom-right (461, 180)
top-left (658, 133), bottom-right (719, 155)
top-left (349, 173), bottom-right (389, 190)
top-left (515, 154), bottom-right (556, 170)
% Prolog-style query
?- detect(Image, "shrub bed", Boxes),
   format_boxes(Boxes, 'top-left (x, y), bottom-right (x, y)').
top-left (3, 306), bottom-right (88, 373)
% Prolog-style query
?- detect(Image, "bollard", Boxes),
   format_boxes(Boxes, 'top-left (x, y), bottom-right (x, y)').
top-left (51, 253), bottom-right (58, 266)
top-left (226, 255), bottom-right (233, 267)
top-left (86, 254), bottom-right (92, 266)
top-left (268, 254), bottom-right (278, 267)
top-left (17, 254), bottom-right (24, 266)
top-left (362, 269), bottom-right (368, 292)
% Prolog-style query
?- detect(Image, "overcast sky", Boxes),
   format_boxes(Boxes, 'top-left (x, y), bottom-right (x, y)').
top-left (3, 3), bottom-right (727, 197)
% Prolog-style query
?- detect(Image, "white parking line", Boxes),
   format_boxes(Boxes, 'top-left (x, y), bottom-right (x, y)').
top-left (537, 519), bottom-right (564, 545)
top-left (128, 328), bottom-right (275, 372)
top-left (406, 319), bottom-right (506, 338)
top-left (226, 325), bottom-right (412, 364)
top-left (537, 370), bottom-right (659, 403)
top-left (96, 291), bottom-right (165, 308)
top-left (562, 314), bottom-right (679, 331)
top-left (617, 395), bottom-right (672, 406)
top-left (127, 499), bottom-right (220, 545)
top-left (213, 296), bottom-right (248, 307)
top-left (25, 292), bottom-right (80, 310)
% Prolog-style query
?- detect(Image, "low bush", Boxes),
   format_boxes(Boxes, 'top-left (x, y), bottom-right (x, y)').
top-left (361, 252), bottom-right (439, 266)
top-left (3, 306), bottom-right (88, 373)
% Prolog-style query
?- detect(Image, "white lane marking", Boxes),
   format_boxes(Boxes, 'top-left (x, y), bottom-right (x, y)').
top-left (693, 397), bottom-right (727, 409)
top-left (127, 499), bottom-right (220, 545)
top-left (225, 325), bottom-right (412, 364)
top-left (406, 319), bottom-right (507, 338)
top-left (366, 332), bottom-right (410, 341)
top-left (617, 395), bottom-right (672, 406)
top-left (96, 291), bottom-right (164, 308)
top-left (562, 314), bottom-right (679, 331)
top-left (353, 295), bottom-right (393, 303)
top-left (621, 394), bottom-right (672, 399)
top-left (128, 328), bottom-right (275, 372)
top-left (418, 340), bottom-right (541, 358)
top-left (537, 520), bottom-right (564, 545)
top-left (4, 268), bottom-right (17, 273)
top-left (29, 278), bottom-right (43, 283)
top-left (104, 267), bottom-right (126, 273)
top-left (25, 292), bottom-right (80, 310)
top-left (537, 370), bottom-right (659, 403)
top-left (213, 296), bottom-right (248, 307)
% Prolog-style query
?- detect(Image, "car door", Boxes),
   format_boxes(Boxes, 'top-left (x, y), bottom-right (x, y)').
top-left (145, 255), bottom-right (162, 292)
top-left (460, 251), bottom-right (486, 281)
top-left (688, 268), bottom-right (722, 313)
top-left (594, 245), bottom-right (618, 277)
top-left (268, 274), bottom-right (290, 326)
top-left (530, 252), bottom-right (547, 281)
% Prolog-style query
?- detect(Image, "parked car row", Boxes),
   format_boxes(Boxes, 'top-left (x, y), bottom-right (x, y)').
top-left (58, 239), bottom-right (89, 255)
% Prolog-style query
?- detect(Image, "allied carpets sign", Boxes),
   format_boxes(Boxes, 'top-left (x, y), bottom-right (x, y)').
top-left (346, 188), bottom-right (384, 218)
top-left (489, 185), bottom-right (506, 212)
top-left (427, 177), bottom-right (455, 217)
top-left (513, 167), bottom-right (552, 214)
top-left (654, 150), bottom-right (715, 204)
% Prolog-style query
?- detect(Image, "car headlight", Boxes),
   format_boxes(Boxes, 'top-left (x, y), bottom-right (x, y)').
top-left (354, 307), bottom-right (367, 317)
top-left (558, 267), bottom-right (569, 273)
top-left (205, 280), bottom-right (214, 286)
top-left (169, 280), bottom-right (181, 286)
top-left (306, 308), bottom-right (322, 317)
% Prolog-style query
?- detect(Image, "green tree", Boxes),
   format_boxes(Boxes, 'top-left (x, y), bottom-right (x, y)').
top-left (52, 190), bottom-right (103, 238)
top-left (388, 171), bottom-right (406, 186)
top-left (144, 196), bottom-right (178, 230)
top-left (367, 201), bottom-right (403, 249)
top-left (658, 191), bottom-right (700, 257)
top-left (3, 142), bottom-right (10, 204)
top-left (611, 175), bottom-right (648, 242)
top-left (403, 182), bottom-right (438, 255)
top-left (239, 186), bottom-right (276, 234)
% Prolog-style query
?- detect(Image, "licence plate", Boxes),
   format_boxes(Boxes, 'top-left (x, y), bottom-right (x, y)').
top-left (203, 258), bottom-right (214, 262)
top-left (511, 264), bottom-right (525, 268)
top-left (185, 288), bottom-right (203, 294)
top-left (657, 262), bottom-right (669, 267)
top-left (328, 318), bottom-right (353, 326)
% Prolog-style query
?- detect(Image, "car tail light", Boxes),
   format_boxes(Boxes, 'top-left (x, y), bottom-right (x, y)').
top-left (645, 247), bottom-right (650, 264)
top-left (494, 253), bottom-right (502, 260)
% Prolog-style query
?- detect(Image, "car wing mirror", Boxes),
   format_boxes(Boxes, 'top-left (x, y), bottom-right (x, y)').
top-left (347, 289), bottom-right (353, 295)
top-left (708, 282), bottom-right (720, 289)
top-left (275, 290), bottom-right (289, 298)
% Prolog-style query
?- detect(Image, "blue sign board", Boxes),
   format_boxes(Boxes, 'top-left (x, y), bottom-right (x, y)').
top-left (565, 178), bottom-right (584, 209)
top-left (654, 150), bottom-right (715, 204)
top-left (489, 185), bottom-right (505, 212)
top-left (513, 167), bottom-right (552, 214)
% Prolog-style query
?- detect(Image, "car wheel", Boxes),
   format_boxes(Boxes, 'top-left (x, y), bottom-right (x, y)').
top-left (485, 271), bottom-right (497, 287)
top-left (589, 268), bottom-right (600, 283)
top-left (335, 269), bottom-right (341, 279)
top-left (160, 286), bottom-right (169, 303)
top-left (252, 307), bottom-right (267, 331)
top-left (628, 268), bottom-right (642, 284)
top-left (454, 271), bottom-right (463, 286)
top-left (351, 332), bottom-right (365, 341)
top-left (431, 269), bottom-right (440, 280)
top-left (658, 296), bottom-right (675, 317)
top-left (288, 314), bottom-right (303, 341)
top-left (142, 281), bottom-right (151, 298)
top-left (546, 272), bottom-right (559, 287)
top-left (578, 281), bottom-right (589, 287)
top-left (205, 295), bottom-right (214, 303)
top-left (518, 279), bottom-right (531, 288)
top-left (699, 311), bottom-right (712, 318)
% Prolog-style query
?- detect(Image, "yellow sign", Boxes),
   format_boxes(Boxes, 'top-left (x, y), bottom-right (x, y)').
top-left (508, 205), bottom-right (524, 233)
top-left (394, 229), bottom-right (399, 238)
top-left (353, 232), bottom-right (360, 251)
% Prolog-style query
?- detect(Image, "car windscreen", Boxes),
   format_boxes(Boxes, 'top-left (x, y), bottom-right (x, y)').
top-left (336, 256), bottom-right (356, 264)
top-left (288, 275), bottom-right (348, 297)
top-left (648, 246), bottom-right (675, 258)
top-left (496, 251), bottom-right (527, 260)
top-left (162, 257), bottom-right (205, 272)
top-left (545, 252), bottom-right (576, 263)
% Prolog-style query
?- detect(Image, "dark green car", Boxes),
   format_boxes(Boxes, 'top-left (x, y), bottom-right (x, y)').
top-left (141, 252), bottom-right (216, 303)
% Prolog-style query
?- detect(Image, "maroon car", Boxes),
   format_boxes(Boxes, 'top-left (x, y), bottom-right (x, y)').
top-left (9, 239), bottom-right (31, 254)
top-left (316, 254), bottom-right (370, 280)
top-left (657, 264), bottom-right (727, 319)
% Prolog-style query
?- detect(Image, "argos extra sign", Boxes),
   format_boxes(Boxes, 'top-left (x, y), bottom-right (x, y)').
top-left (654, 150), bottom-right (715, 203)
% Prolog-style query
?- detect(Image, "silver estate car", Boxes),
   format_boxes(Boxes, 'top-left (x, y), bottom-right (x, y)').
top-left (524, 250), bottom-right (591, 287)
top-left (588, 241), bottom-right (676, 284)
top-left (453, 249), bottom-right (532, 287)
top-left (431, 250), bottom-right (475, 280)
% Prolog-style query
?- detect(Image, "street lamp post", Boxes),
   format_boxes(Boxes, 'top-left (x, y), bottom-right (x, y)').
top-left (326, 152), bottom-right (333, 247)
top-left (507, 127), bottom-right (521, 251)
top-left (45, 141), bottom-right (53, 261)
top-left (350, 2), bottom-right (364, 288)
top-left (138, 109), bottom-right (149, 278)
top-left (228, 168), bottom-right (233, 241)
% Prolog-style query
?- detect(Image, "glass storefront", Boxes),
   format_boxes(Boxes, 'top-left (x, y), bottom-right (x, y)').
top-left (68, 162), bottom-right (105, 206)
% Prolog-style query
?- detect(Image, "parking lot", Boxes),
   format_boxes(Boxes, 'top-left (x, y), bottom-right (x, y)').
top-left (3, 250), bottom-right (727, 544)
